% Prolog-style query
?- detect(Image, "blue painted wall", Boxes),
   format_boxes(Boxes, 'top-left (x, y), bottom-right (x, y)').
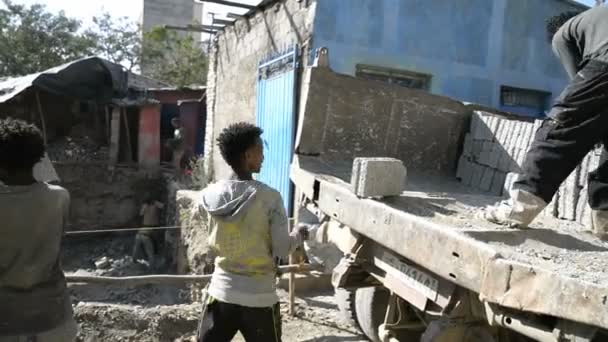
top-left (312, 0), bottom-right (587, 117)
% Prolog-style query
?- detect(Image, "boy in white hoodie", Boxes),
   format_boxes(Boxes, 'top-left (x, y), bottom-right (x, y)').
top-left (197, 122), bottom-right (307, 342)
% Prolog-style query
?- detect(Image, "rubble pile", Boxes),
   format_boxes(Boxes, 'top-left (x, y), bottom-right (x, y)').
top-left (47, 136), bottom-right (108, 163)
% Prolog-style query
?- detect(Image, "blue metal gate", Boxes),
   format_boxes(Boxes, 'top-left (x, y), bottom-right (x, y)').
top-left (255, 46), bottom-right (299, 213)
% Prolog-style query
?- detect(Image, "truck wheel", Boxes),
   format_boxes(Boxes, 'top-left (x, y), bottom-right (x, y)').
top-left (355, 287), bottom-right (389, 342)
top-left (335, 288), bottom-right (360, 331)
top-left (355, 287), bottom-right (423, 342)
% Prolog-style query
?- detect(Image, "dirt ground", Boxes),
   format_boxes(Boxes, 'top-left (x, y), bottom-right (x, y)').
top-left (63, 235), bottom-right (366, 342)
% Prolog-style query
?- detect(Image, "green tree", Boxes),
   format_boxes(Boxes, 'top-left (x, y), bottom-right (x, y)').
top-left (87, 12), bottom-right (141, 72)
top-left (0, 0), bottom-right (95, 76)
top-left (142, 27), bottom-right (208, 87)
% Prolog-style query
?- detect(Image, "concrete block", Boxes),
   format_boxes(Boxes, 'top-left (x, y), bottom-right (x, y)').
top-left (491, 171), bottom-right (507, 196)
top-left (488, 116), bottom-right (500, 139)
top-left (472, 141), bottom-right (483, 161)
top-left (503, 172), bottom-right (519, 195)
top-left (496, 119), bottom-right (511, 146)
top-left (351, 157), bottom-right (406, 198)
top-left (456, 156), bottom-right (466, 180)
top-left (460, 159), bottom-right (475, 186)
top-left (471, 163), bottom-right (485, 188)
top-left (521, 122), bottom-right (535, 151)
top-left (462, 134), bottom-right (473, 157)
top-left (579, 154), bottom-right (591, 187)
top-left (487, 143), bottom-right (501, 169)
top-left (480, 167), bottom-right (495, 192)
top-left (478, 142), bottom-right (493, 167)
top-left (470, 112), bottom-right (481, 137)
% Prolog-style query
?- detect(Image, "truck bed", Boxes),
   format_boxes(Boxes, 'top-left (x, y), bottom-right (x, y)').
top-left (292, 156), bottom-right (608, 329)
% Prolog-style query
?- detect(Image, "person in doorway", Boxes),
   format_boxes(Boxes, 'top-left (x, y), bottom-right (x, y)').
top-left (170, 117), bottom-right (187, 174)
top-left (483, 7), bottom-right (608, 240)
top-left (196, 122), bottom-right (309, 342)
top-left (0, 117), bottom-right (77, 342)
top-left (133, 196), bottom-right (165, 268)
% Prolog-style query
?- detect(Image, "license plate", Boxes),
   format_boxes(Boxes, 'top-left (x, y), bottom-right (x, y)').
top-left (375, 251), bottom-right (439, 300)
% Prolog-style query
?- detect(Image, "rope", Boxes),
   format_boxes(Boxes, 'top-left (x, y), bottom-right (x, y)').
top-left (64, 225), bottom-right (182, 236)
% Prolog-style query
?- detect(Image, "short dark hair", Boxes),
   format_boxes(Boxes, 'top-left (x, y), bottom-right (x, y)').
top-left (0, 117), bottom-right (45, 170)
top-left (217, 122), bottom-right (263, 169)
top-left (546, 11), bottom-right (581, 41)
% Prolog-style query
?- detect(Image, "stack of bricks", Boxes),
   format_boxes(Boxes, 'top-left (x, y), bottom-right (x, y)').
top-left (457, 111), bottom-right (538, 197)
top-left (457, 110), bottom-right (603, 228)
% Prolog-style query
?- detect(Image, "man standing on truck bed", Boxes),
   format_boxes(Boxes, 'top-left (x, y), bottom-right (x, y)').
top-left (0, 118), bottom-right (77, 341)
top-left (484, 6), bottom-right (608, 240)
top-left (196, 122), bottom-right (308, 342)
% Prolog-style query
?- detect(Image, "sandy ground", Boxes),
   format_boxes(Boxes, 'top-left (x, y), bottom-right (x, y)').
top-left (63, 235), bottom-right (366, 342)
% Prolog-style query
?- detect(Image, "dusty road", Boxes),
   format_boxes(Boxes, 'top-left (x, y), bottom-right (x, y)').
top-left (74, 290), bottom-right (366, 342)
top-left (64, 235), bottom-right (366, 341)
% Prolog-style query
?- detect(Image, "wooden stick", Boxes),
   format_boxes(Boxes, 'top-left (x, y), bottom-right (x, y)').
top-left (35, 91), bottom-right (47, 145)
top-left (66, 264), bottom-right (321, 286)
top-left (104, 106), bottom-right (111, 145)
top-left (121, 108), bottom-right (133, 163)
top-left (289, 254), bottom-right (296, 316)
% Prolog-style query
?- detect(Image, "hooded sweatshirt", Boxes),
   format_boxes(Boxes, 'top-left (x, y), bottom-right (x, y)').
top-left (200, 179), bottom-right (301, 308)
top-left (0, 182), bottom-right (72, 336)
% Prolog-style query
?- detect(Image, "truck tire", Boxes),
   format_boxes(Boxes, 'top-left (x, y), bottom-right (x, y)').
top-left (335, 288), bottom-right (360, 331)
top-left (355, 287), bottom-right (423, 342)
top-left (355, 287), bottom-right (389, 342)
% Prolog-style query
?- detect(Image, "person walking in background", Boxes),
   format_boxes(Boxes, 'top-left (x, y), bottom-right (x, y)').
top-left (0, 117), bottom-right (77, 342)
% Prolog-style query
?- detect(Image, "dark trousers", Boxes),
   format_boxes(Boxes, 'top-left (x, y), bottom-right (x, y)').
top-left (514, 60), bottom-right (608, 211)
top-left (198, 299), bottom-right (282, 342)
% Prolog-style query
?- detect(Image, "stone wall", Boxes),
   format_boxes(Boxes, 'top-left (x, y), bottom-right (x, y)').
top-left (205, 0), bottom-right (317, 180)
top-left (457, 111), bottom-right (602, 227)
top-left (55, 163), bottom-right (163, 230)
top-left (175, 190), bottom-right (212, 275)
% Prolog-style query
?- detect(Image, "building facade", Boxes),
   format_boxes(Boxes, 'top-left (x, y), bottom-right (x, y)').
top-left (312, 0), bottom-right (586, 117)
top-left (205, 0), bottom-right (588, 180)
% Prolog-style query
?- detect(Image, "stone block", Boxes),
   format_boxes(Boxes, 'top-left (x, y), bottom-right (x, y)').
top-left (351, 157), bottom-right (407, 198)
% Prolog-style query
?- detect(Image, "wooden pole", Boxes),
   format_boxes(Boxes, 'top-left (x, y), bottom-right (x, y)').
top-left (35, 91), bottom-right (48, 145)
top-left (289, 253), bottom-right (296, 316)
top-left (121, 107), bottom-right (133, 163)
top-left (66, 263), bottom-right (321, 286)
top-left (104, 106), bottom-right (111, 145)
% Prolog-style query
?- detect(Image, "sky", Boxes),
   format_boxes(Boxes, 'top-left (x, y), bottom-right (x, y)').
top-left (0, 0), bottom-right (597, 27)
top-left (0, 0), bottom-right (262, 27)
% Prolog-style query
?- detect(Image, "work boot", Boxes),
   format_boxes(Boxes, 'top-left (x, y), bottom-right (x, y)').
top-left (591, 210), bottom-right (608, 241)
top-left (482, 189), bottom-right (547, 228)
